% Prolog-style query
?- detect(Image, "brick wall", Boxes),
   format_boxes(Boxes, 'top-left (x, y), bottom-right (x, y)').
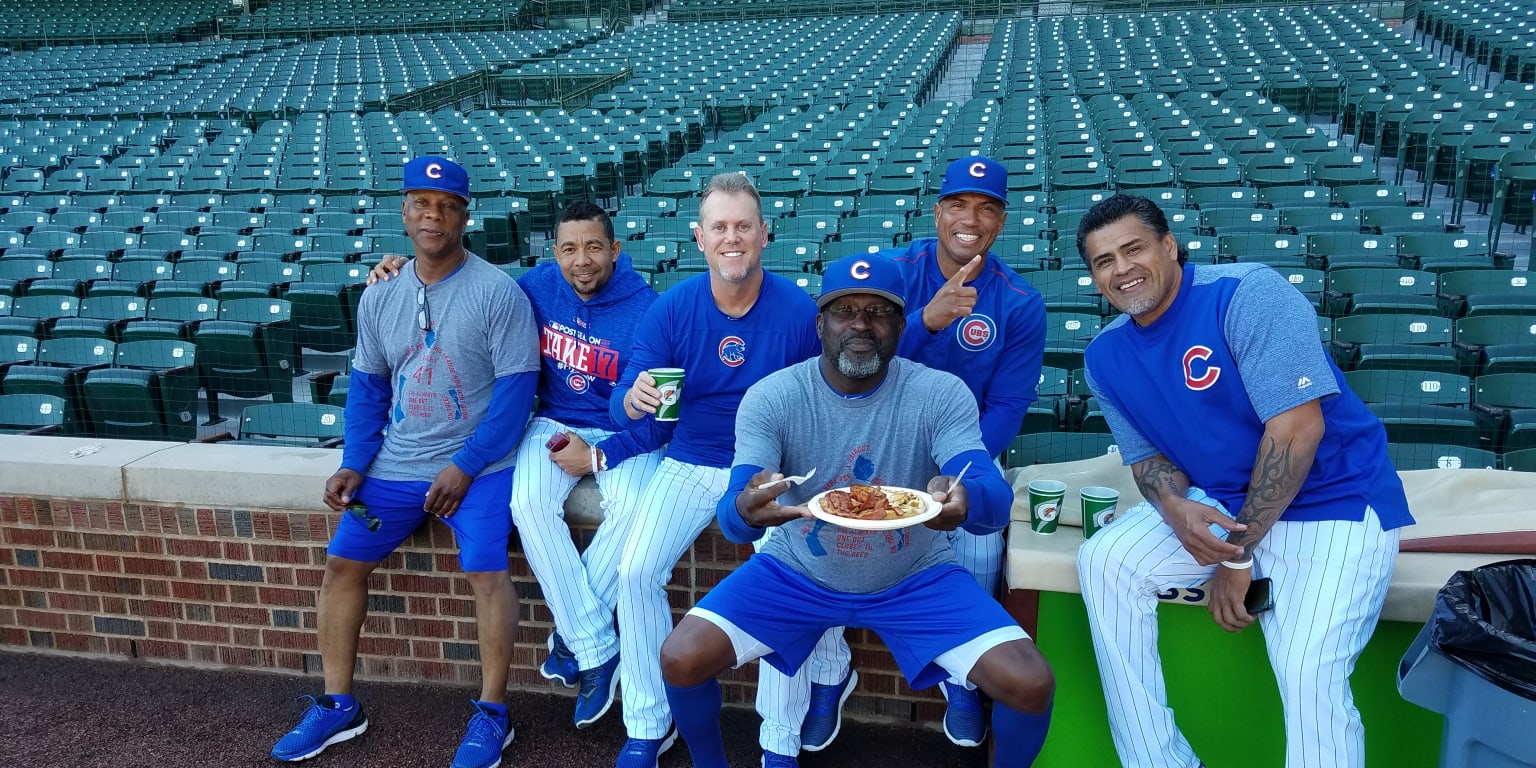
top-left (0, 493), bottom-right (943, 724)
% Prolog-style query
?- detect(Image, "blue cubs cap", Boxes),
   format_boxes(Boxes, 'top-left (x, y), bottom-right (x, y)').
top-left (402, 156), bottom-right (470, 203)
top-left (938, 155), bottom-right (1007, 205)
top-left (817, 255), bottom-right (906, 310)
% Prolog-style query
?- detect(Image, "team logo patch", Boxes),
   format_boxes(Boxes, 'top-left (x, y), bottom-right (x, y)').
top-left (1183, 345), bottom-right (1222, 390)
top-left (425, 162), bottom-right (443, 179)
top-left (957, 314), bottom-right (996, 351)
top-left (567, 372), bottom-right (589, 393)
top-left (969, 161), bottom-right (989, 178)
top-left (719, 335), bottom-right (747, 367)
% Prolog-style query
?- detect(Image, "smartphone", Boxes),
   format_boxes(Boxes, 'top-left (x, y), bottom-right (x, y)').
top-left (1244, 577), bottom-right (1274, 615)
top-left (345, 501), bottom-right (382, 532)
top-left (545, 431), bottom-right (571, 451)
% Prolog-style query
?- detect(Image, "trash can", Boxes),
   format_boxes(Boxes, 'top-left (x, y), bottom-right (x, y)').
top-left (1398, 559), bottom-right (1536, 768)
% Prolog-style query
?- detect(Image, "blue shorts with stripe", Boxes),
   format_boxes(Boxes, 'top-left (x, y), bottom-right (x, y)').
top-left (326, 468), bottom-right (513, 572)
top-left (694, 555), bottom-right (1019, 689)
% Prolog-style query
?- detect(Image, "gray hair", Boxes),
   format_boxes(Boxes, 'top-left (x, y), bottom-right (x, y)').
top-left (699, 171), bottom-right (763, 221)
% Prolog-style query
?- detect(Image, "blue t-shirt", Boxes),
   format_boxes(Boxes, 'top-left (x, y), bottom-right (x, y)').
top-left (350, 253), bottom-right (540, 482)
top-left (612, 270), bottom-right (821, 468)
top-left (1084, 263), bottom-right (1412, 530)
top-left (885, 239), bottom-right (1047, 458)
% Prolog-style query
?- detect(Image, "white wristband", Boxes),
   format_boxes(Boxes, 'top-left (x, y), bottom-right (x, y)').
top-left (1220, 557), bottom-right (1254, 570)
top-left (590, 445), bottom-right (599, 475)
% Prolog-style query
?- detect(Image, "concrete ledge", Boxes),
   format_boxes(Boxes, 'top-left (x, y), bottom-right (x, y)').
top-left (0, 435), bottom-right (611, 520)
top-left (0, 435), bottom-right (180, 501)
top-left (124, 442), bottom-right (343, 512)
top-left (1005, 520), bottom-right (1513, 623)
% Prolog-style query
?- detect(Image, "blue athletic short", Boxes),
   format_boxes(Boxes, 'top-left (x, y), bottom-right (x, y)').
top-left (695, 555), bottom-right (1020, 689)
top-left (326, 468), bottom-right (513, 572)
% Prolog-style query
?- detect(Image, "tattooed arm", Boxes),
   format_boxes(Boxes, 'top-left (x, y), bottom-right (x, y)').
top-left (1131, 454), bottom-right (1246, 566)
top-left (1224, 399), bottom-right (1327, 561)
top-left (1207, 399), bottom-right (1326, 632)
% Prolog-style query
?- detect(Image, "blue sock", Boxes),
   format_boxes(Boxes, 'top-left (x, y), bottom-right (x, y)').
top-left (663, 679), bottom-right (728, 768)
top-left (477, 700), bottom-right (509, 725)
top-left (324, 693), bottom-right (356, 711)
top-left (991, 702), bottom-right (1053, 768)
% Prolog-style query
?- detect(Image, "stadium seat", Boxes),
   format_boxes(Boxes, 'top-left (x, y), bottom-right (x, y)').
top-left (1004, 432), bottom-right (1118, 468)
top-left (0, 393), bottom-right (66, 434)
top-left (233, 402), bottom-right (344, 448)
top-left (82, 340), bottom-right (199, 441)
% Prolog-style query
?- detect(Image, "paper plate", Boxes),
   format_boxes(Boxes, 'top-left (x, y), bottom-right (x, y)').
top-left (807, 486), bottom-right (943, 531)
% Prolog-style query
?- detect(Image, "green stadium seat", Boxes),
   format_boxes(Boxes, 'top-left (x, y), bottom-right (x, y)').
top-left (82, 340), bottom-right (199, 441)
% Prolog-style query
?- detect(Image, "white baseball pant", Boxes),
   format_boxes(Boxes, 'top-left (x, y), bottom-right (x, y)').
top-left (509, 416), bottom-right (661, 669)
top-left (616, 456), bottom-right (730, 739)
top-left (1077, 491), bottom-right (1399, 768)
top-left (754, 527), bottom-right (1004, 755)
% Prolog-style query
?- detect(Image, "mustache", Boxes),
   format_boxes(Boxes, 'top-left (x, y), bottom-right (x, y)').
top-left (837, 331), bottom-right (878, 348)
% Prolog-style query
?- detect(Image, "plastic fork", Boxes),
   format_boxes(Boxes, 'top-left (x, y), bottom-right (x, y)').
top-left (755, 467), bottom-right (817, 490)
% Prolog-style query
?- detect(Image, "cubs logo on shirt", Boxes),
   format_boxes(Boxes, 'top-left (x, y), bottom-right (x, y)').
top-left (719, 335), bottom-right (747, 367)
top-left (567, 372), bottom-right (589, 393)
top-left (957, 314), bottom-right (997, 351)
top-left (1183, 345), bottom-right (1221, 390)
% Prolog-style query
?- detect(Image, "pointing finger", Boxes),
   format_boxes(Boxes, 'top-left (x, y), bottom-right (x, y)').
top-left (947, 254), bottom-right (984, 286)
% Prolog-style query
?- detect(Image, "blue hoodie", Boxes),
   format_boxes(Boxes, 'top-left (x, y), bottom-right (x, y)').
top-left (517, 253), bottom-right (665, 467)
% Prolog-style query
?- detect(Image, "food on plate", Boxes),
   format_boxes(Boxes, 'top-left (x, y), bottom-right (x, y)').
top-left (820, 484), bottom-right (927, 521)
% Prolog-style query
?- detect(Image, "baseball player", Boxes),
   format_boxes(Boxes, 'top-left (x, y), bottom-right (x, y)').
top-left (272, 157), bottom-right (540, 768)
top-left (367, 200), bottom-right (666, 730)
top-left (606, 171), bottom-right (821, 768)
top-left (659, 254), bottom-right (1054, 768)
top-left (756, 155), bottom-right (1047, 757)
top-left (1073, 194), bottom-right (1413, 768)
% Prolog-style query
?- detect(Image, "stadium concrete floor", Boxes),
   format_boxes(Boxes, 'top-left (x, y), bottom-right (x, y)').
top-left (0, 649), bottom-right (988, 768)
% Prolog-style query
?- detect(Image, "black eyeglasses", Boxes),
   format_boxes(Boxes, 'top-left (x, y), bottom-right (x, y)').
top-left (416, 286), bottom-right (431, 331)
top-left (825, 304), bottom-right (900, 320)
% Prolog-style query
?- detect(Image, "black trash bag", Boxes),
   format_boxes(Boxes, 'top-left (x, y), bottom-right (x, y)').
top-left (1428, 558), bottom-right (1536, 698)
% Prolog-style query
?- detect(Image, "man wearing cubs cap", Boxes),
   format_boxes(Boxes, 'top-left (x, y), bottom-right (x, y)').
top-left (756, 155), bottom-right (1047, 759)
top-left (272, 156), bottom-right (540, 768)
top-left (659, 254), bottom-right (1055, 768)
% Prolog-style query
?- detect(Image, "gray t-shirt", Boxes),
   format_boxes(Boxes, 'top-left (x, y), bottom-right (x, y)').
top-left (352, 252), bottom-right (539, 481)
top-left (741, 357), bottom-right (985, 593)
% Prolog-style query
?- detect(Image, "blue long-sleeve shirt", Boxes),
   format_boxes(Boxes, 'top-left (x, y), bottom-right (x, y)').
top-left (886, 239), bottom-right (1047, 457)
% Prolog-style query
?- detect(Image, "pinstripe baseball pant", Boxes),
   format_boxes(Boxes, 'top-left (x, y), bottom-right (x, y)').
top-left (509, 416), bottom-right (662, 670)
top-left (615, 456), bottom-right (730, 739)
top-left (1077, 494), bottom-right (1398, 768)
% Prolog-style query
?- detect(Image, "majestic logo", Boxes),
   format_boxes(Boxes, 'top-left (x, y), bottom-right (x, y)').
top-left (969, 161), bottom-right (988, 178)
top-left (567, 373), bottom-right (589, 393)
top-left (1183, 345), bottom-right (1222, 390)
top-left (425, 162), bottom-right (443, 179)
top-left (849, 259), bottom-right (872, 280)
top-left (1297, 376), bottom-right (1313, 390)
top-left (957, 314), bottom-right (997, 351)
top-left (719, 335), bottom-right (746, 367)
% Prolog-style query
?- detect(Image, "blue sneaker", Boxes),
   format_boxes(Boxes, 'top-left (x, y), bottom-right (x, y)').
top-left (800, 668), bottom-right (857, 752)
top-left (270, 694), bottom-right (368, 761)
top-left (540, 632), bottom-right (579, 688)
top-left (762, 751), bottom-right (801, 767)
top-left (573, 652), bottom-right (621, 729)
top-left (450, 701), bottom-right (514, 768)
top-left (614, 725), bottom-right (677, 768)
top-left (940, 680), bottom-right (987, 747)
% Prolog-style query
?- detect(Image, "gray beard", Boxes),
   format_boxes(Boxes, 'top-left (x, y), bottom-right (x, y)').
top-left (837, 351), bottom-right (883, 379)
top-left (1120, 294), bottom-right (1160, 317)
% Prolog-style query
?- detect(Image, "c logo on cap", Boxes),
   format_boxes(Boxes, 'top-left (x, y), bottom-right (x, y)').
top-left (850, 259), bottom-right (871, 280)
top-left (969, 161), bottom-right (988, 178)
top-left (426, 163), bottom-right (443, 179)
